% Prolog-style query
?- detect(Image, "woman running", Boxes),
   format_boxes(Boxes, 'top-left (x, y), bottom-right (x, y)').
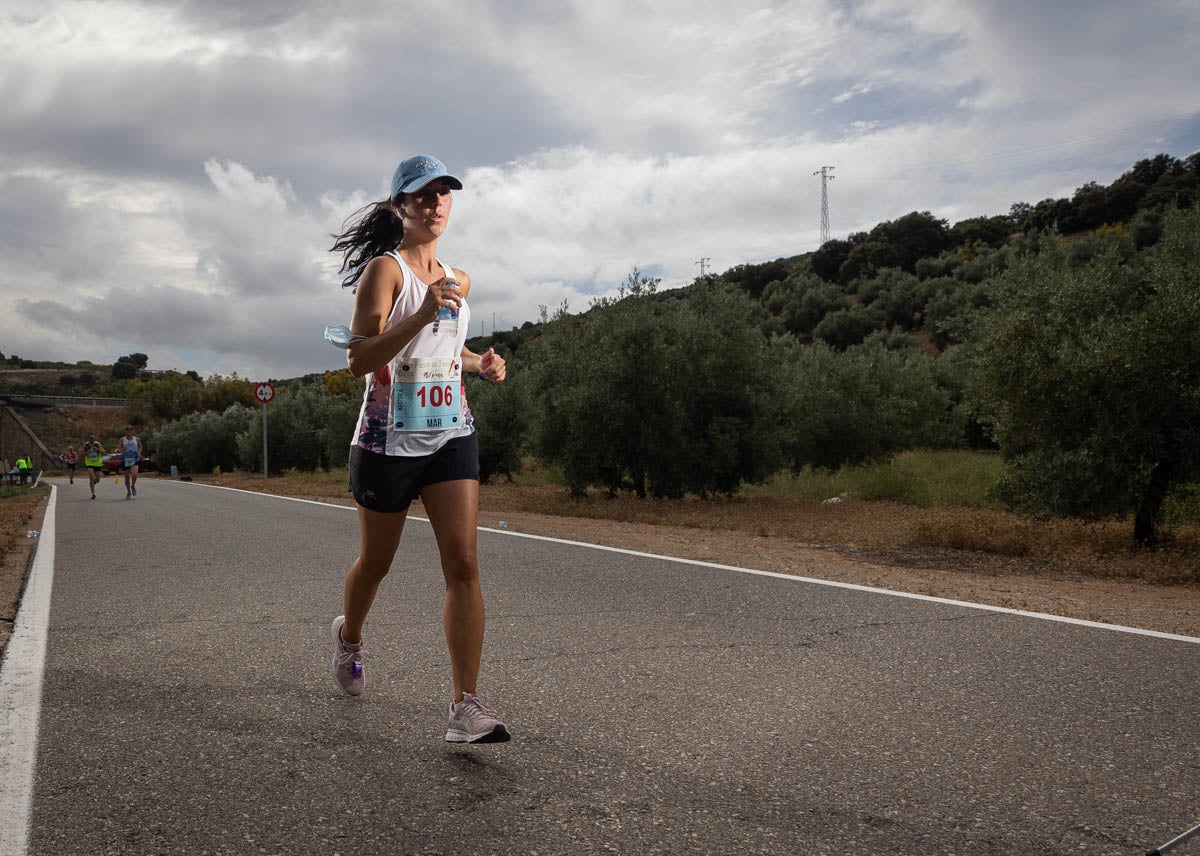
top-left (328, 154), bottom-right (509, 744)
top-left (65, 446), bottom-right (78, 484)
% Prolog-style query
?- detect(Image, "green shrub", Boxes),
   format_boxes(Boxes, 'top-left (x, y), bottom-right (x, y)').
top-left (148, 406), bottom-right (257, 473)
top-left (779, 343), bottom-right (964, 472)
top-left (1162, 482), bottom-right (1200, 526)
top-left (236, 386), bottom-right (361, 473)
top-left (465, 369), bottom-right (525, 483)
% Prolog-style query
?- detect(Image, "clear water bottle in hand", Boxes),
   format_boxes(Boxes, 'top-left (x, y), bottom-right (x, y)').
top-left (432, 280), bottom-right (460, 337)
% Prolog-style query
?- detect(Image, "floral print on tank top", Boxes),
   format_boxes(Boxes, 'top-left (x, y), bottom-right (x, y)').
top-left (355, 364), bottom-right (475, 453)
top-left (356, 364), bottom-right (392, 452)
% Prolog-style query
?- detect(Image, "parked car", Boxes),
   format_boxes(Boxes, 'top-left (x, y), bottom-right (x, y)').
top-left (100, 452), bottom-right (157, 475)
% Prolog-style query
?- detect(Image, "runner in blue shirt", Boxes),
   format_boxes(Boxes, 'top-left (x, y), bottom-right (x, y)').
top-left (116, 425), bottom-right (142, 499)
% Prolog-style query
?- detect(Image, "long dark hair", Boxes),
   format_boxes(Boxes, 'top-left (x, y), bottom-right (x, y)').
top-left (330, 199), bottom-right (404, 290)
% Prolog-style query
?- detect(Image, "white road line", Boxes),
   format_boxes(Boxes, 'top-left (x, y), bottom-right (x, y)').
top-left (181, 480), bottom-right (1200, 645)
top-left (0, 486), bottom-right (57, 856)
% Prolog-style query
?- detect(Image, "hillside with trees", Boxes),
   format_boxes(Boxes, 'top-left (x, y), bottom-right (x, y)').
top-left (6, 151), bottom-right (1199, 546)
top-left (464, 150), bottom-right (1200, 544)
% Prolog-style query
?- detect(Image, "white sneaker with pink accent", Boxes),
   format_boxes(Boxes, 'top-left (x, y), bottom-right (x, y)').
top-left (330, 615), bottom-right (364, 696)
top-left (446, 692), bottom-right (510, 743)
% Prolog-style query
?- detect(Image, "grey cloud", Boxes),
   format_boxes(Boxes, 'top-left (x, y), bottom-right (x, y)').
top-left (192, 243), bottom-right (327, 299)
top-left (976, 0), bottom-right (1200, 70)
top-left (141, 0), bottom-right (314, 29)
top-left (0, 169), bottom-right (173, 290)
top-left (18, 290), bottom-right (223, 342)
top-left (0, 175), bottom-right (71, 248)
top-left (15, 284), bottom-right (343, 378)
top-left (18, 299), bottom-right (86, 332)
top-left (0, 20), bottom-right (575, 205)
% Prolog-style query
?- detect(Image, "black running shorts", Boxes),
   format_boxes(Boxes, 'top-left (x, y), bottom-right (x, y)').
top-left (349, 432), bottom-right (479, 513)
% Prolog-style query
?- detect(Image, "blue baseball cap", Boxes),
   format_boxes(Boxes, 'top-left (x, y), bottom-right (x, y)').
top-left (390, 154), bottom-right (463, 198)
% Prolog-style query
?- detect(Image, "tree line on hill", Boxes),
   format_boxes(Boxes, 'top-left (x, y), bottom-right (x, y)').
top-left (2, 351), bottom-right (169, 388)
top-left (453, 151), bottom-right (1199, 545)
top-left (14, 151), bottom-right (1200, 546)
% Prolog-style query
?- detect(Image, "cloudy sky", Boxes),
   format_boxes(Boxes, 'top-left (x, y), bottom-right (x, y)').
top-left (2, 0), bottom-right (1199, 381)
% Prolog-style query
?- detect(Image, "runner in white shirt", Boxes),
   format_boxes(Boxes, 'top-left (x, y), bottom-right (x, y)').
top-left (327, 154), bottom-right (509, 744)
top-left (116, 425), bottom-right (142, 499)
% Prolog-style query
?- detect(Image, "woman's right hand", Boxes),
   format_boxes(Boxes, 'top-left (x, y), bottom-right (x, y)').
top-left (421, 277), bottom-right (462, 320)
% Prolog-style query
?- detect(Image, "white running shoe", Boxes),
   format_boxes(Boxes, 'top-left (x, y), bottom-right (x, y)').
top-left (446, 693), bottom-right (510, 743)
top-left (330, 615), bottom-right (364, 696)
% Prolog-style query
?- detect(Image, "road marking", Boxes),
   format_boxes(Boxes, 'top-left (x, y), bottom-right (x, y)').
top-left (0, 486), bottom-right (57, 856)
top-left (482, 527), bottom-right (1200, 644)
top-left (181, 481), bottom-right (1200, 645)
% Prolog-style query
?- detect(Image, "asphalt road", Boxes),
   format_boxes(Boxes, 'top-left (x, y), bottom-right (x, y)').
top-left (12, 479), bottom-right (1200, 854)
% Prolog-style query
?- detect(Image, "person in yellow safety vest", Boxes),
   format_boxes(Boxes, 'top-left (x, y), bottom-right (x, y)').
top-left (83, 434), bottom-right (105, 500)
top-left (16, 453), bottom-right (30, 486)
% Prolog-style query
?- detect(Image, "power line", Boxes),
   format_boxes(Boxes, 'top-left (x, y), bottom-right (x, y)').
top-left (813, 166), bottom-right (835, 245)
top-left (695, 257), bottom-right (711, 277)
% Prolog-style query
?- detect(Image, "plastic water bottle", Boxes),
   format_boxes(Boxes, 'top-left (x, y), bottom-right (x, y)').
top-left (432, 280), bottom-right (460, 337)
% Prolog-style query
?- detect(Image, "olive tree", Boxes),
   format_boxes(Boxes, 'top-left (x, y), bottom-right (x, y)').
top-left (779, 341), bottom-right (962, 471)
top-left (523, 275), bottom-right (784, 498)
top-left (970, 207), bottom-right (1200, 545)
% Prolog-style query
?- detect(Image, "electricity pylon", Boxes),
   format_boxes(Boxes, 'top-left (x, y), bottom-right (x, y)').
top-left (813, 166), bottom-right (835, 246)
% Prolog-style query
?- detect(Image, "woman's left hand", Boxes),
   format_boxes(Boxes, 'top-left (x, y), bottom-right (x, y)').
top-left (478, 348), bottom-right (506, 383)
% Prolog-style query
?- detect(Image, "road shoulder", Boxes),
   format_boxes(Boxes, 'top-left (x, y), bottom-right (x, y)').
top-left (472, 508), bottom-right (1200, 639)
top-left (0, 494), bottom-right (48, 661)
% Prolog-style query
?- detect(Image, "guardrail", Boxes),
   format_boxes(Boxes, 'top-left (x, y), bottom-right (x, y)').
top-left (0, 392), bottom-right (129, 407)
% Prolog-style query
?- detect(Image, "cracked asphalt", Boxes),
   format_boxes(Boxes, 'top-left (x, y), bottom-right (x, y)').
top-left (22, 480), bottom-right (1200, 854)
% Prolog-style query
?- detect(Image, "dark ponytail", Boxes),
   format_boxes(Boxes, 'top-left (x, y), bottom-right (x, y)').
top-left (330, 199), bottom-right (404, 290)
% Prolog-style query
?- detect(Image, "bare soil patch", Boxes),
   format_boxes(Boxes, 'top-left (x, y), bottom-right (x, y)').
top-left (2, 405), bottom-right (132, 466)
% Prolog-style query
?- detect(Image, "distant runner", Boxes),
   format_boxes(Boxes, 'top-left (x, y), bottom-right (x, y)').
top-left (65, 446), bottom-right (78, 484)
top-left (83, 434), bottom-right (104, 499)
top-left (116, 425), bottom-right (142, 499)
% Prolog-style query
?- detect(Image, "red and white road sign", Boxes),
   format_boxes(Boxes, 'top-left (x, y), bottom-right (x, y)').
top-left (255, 382), bottom-right (275, 403)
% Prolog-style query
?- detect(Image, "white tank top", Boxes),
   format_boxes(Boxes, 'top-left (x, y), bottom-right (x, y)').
top-left (351, 252), bottom-right (474, 456)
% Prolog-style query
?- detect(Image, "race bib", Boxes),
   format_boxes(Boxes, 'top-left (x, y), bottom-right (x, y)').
top-left (392, 357), bottom-right (462, 432)
top-left (124, 454), bottom-right (138, 467)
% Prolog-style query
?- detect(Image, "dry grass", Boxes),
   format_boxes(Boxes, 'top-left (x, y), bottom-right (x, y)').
top-left (192, 468), bottom-right (1200, 587)
top-left (0, 485), bottom-right (49, 556)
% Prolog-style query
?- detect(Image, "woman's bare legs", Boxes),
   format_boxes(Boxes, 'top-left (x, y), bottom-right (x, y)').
top-left (419, 478), bottom-right (483, 703)
top-left (341, 505), bottom-right (408, 644)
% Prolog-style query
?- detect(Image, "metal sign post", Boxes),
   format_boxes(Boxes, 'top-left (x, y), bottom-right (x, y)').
top-left (254, 383), bottom-right (275, 479)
